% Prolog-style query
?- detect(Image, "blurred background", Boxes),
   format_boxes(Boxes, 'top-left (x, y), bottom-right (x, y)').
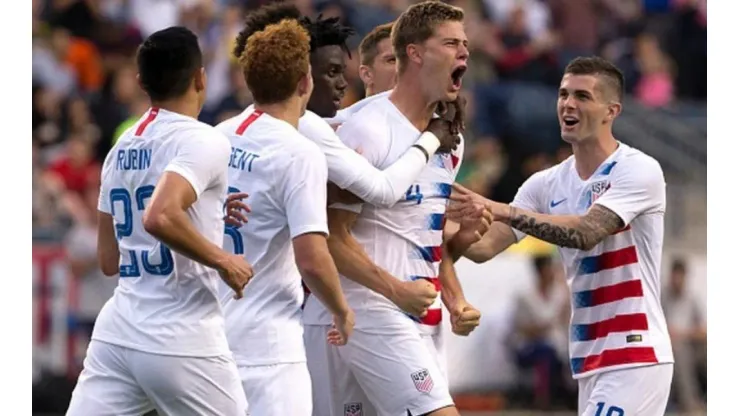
top-left (31, 0), bottom-right (706, 414)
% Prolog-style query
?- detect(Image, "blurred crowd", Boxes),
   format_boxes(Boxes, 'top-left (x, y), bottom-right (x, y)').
top-left (32, 0), bottom-right (706, 413)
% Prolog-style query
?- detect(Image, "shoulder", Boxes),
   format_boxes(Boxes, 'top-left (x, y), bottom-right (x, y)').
top-left (338, 99), bottom-right (391, 138)
top-left (176, 120), bottom-right (231, 155)
top-left (299, 110), bottom-right (337, 142)
top-left (615, 145), bottom-right (664, 179)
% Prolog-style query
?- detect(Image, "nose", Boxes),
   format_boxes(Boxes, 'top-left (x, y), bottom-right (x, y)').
top-left (457, 44), bottom-right (469, 63)
top-left (562, 94), bottom-right (577, 110)
top-left (335, 74), bottom-right (348, 92)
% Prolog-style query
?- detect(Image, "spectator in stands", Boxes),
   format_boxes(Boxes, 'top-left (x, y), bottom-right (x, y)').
top-left (663, 258), bottom-right (707, 414)
top-left (634, 33), bottom-right (674, 108)
top-left (509, 254), bottom-right (570, 409)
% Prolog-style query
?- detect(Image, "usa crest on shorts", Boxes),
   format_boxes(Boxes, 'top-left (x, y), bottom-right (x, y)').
top-left (344, 402), bottom-right (363, 416)
top-left (410, 368), bottom-right (434, 393)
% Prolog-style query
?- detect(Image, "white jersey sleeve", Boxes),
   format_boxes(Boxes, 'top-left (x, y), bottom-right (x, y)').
top-left (282, 142), bottom-right (330, 238)
top-left (509, 169), bottom-right (548, 242)
top-left (300, 110), bottom-right (434, 208)
top-left (164, 131), bottom-right (231, 198)
top-left (592, 154), bottom-right (666, 225)
top-left (97, 151), bottom-right (116, 214)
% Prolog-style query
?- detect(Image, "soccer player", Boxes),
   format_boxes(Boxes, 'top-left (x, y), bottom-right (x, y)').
top-left (323, 21), bottom-right (398, 128)
top-left (66, 27), bottom-right (251, 416)
top-left (305, 3), bottom-right (480, 415)
top-left (450, 57), bottom-right (674, 416)
top-left (229, 4), bottom-right (457, 326)
top-left (216, 19), bottom-right (354, 416)
top-left (358, 22), bottom-right (397, 97)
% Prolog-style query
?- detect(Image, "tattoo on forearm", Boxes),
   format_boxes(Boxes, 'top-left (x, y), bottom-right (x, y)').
top-left (508, 205), bottom-right (625, 250)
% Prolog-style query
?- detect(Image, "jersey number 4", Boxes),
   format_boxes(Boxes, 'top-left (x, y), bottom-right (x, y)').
top-left (110, 185), bottom-right (174, 277)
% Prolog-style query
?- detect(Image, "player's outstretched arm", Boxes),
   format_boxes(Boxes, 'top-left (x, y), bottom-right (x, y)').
top-left (324, 113), bottom-right (458, 208)
top-left (97, 211), bottom-right (120, 276)
top-left (326, 206), bottom-right (437, 318)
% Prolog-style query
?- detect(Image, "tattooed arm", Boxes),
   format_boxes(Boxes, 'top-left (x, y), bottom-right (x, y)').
top-left (495, 203), bottom-right (625, 251)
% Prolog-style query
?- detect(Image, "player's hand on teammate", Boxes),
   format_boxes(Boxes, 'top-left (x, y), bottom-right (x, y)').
top-left (217, 255), bottom-right (255, 300)
top-left (453, 202), bottom-right (494, 247)
top-left (224, 192), bottom-right (251, 227)
top-left (448, 182), bottom-right (509, 223)
top-left (391, 279), bottom-right (438, 318)
top-left (436, 94), bottom-right (467, 135)
top-left (426, 119), bottom-right (460, 154)
top-left (448, 300), bottom-right (481, 336)
top-left (328, 308), bottom-right (356, 346)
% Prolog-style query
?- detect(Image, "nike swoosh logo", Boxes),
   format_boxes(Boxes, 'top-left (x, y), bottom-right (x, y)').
top-left (550, 198), bottom-right (567, 208)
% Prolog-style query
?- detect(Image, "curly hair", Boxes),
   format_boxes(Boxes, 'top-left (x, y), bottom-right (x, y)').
top-left (241, 19), bottom-right (311, 104)
top-left (392, 1), bottom-right (464, 73)
top-left (233, 2), bottom-right (301, 61)
top-left (301, 14), bottom-right (355, 58)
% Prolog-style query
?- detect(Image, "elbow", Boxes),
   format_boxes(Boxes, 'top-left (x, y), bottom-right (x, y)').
top-left (297, 257), bottom-right (323, 281)
top-left (467, 253), bottom-right (490, 264)
top-left (101, 264), bottom-right (119, 277)
top-left (142, 208), bottom-right (171, 239)
top-left (98, 253), bottom-right (119, 276)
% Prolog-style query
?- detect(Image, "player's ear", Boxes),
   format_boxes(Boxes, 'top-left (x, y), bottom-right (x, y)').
top-left (606, 102), bottom-right (622, 122)
top-left (297, 70), bottom-right (313, 98)
top-left (194, 67), bottom-right (206, 93)
top-left (359, 65), bottom-right (373, 88)
top-left (406, 43), bottom-right (422, 66)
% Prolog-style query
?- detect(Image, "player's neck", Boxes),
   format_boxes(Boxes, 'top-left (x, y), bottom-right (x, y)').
top-left (254, 101), bottom-right (302, 129)
top-left (572, 134), bottom-right (620, 179)
top-left (390, 77), bottom-right (437, 131)
top-left (149, 98), bottom-right (200, 120)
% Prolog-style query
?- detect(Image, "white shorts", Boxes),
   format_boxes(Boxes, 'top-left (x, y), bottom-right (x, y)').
top-left (238, 362), bottom-right (312, 416)
top-left (307, 324), bottom-right (453, 416)
top-left (578, 363), bottom-right (673, 416)
top-left (305, 325), bottom-right (376, 416)
top-left (66, 340), bottom-right (248, 416)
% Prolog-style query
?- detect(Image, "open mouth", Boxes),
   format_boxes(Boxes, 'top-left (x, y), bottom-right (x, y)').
top-left (562, 115), bottom-right (579, 128)
top-left (451, 65), bottom-right (467, 90)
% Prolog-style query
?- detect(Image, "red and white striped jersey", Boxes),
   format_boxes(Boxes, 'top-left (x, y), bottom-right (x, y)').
top-left (302, 97), bottom-right (463, 335)
top-left (511, 142), bottom-right (673, 378)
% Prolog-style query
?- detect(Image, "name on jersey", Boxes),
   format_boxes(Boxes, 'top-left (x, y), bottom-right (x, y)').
top-left (116, 148), bottom-right (152, 171)
top-left (229, 147), bottom-right (260, 172)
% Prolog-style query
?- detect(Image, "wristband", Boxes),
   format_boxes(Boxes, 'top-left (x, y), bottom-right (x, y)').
top-left (414, 132), bottom-right (441, 161)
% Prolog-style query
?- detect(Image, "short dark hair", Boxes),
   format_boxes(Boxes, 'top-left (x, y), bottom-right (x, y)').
top-left (564, 56), bottom-right (625, 102)
top-left (392, 1), bottom-right (464, 73)
top-left (241, 19), bottom-right (311, 105)
top-left (233, 2), bottom-right (301, 61)
top-left (302, 14), bottom-right (355, 58)
top-left (136, 26), bottom-right (203, 101)
top-left (359, 22), bottom-right (393, 66)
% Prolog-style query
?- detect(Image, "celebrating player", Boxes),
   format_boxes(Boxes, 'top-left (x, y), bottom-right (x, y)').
top-left (217, 19), bottom-right (355, 416)
top-left (450, 56), bottom-right (674, 416)
top-left (67, 27), bottom-right (250, 416)
top-left (304, 3), bottom-right (482, 415)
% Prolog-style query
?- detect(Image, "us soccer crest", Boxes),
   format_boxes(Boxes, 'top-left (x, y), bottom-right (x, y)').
top-left (410, 368), bottom-right (434, 393)
top-left (344, 402), bottom-right (363, 416)
top-left (578, 180), bottom-right (611, 211)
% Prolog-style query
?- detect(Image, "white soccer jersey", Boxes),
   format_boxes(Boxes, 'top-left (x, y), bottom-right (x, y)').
top-left (510, 142), bottom-right (673, 379)
top-left (303, 98), bottom-right (463, 335)
top-left (241, 97), bottom-right (427, 207)
top-left (324, 90), bottom-right (390, 126)
top-left (94, 107), bottom-right (232, 357)
top-left (216, 109), bottom-right (329, 366)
